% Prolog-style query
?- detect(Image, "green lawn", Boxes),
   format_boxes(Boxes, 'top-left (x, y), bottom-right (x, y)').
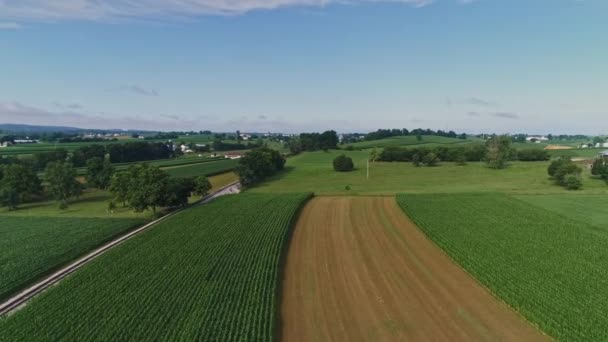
top-left (398, 193), bottom-right (608, 341)
top-left (0, 193), bottom-right (311, 341)
top-left (250, 150), bottom-right (608, 195)
top-left (346, 135), bottom-right (478, 149)
top-left (0, 216), bottom-right (145, 302)
top-left (0, 190), bottom-right (153, 219)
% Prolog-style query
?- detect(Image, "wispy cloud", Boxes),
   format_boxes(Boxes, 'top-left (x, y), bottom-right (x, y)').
top-left (0, 1), bottom-right (435, 23)
top-left (467, 97), bottom-right (499, 107)
top-left (0, 101), bottom-right (197, 130)
top-left (492, 112), bottom-right (519, 119)
top-left (0, 22), bottom-right (21, 29)
top-left (160, 114), bottom-right (179, 120)
top-left (120, 85), bottom-right (159, 97)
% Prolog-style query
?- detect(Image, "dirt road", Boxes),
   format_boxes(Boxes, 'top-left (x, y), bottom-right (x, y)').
top-left (281, 196), bottom-right (548, 342)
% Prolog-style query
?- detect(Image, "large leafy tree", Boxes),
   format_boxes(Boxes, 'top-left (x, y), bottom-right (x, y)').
top-left (0, 164), bottom-right (41, 210)
top-left (86, 157), bottom-right (114, 189)
top-left (193, 176), bottom-right (212, 197)
top-left (125, 164), bottom-right (169, 213)
top-left (236, 147), bottom-right (285, 186)
top-left (485, 135), bottom-right (512, 169)
top-left (44, 162), bottom-right (82, 209)
top-left (109, 171), bottom-right (130, 207)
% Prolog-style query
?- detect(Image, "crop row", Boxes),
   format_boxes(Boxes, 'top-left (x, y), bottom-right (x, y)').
top-left (164, 158), bottom-right (238, 178)
top-left (397, 193), bottom-right (608, 341)
top-left (0, 216), bottom-right (146, 302)
top-left (0, 193), bottom-right (311, 341)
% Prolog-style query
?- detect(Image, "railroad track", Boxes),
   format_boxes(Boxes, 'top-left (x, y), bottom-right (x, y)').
top-left (0, 181), bottom-right (240, 316)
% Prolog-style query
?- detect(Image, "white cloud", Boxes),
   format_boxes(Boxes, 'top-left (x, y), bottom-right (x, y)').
top-left (0, 1), bottom-right (434, 22)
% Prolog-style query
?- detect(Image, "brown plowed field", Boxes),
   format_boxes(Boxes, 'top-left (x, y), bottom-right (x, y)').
top-left (281, 197), bottom-right (547, 342)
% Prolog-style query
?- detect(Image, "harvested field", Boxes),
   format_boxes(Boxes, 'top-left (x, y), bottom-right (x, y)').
top-left (281, 197), bottom-right (547, 342)
top-left (544, 145), bottom-right (573, 150)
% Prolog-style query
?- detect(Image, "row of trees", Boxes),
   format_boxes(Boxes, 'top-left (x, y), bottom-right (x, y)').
top-left (109, 164), bottom-right (209, 213)
top-left (107, 142), bottom-right (176, 163)
top-left (289, 131), bottom-right (339, 154)
top-left (365, 128), bottom-right (466, 141)
top-left (379, 139), bottom-right (549, 166)
top-left (235, 147), bottom-right (285, 186)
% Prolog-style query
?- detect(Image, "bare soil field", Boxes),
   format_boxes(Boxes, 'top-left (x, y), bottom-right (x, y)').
top-left (281, 196), bottom-right (547, 342)
top-left (544, 145), bottom-right (574, 150)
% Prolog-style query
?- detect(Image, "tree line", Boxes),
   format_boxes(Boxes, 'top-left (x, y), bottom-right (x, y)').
top-left (365, 128), bottom-right (467, 141)
top-left (288, 130), bottom-right (339, 154)
top-left (0, 153), bottom-right (213, 211)
top-left (235, 147), bottom-right (285, 186)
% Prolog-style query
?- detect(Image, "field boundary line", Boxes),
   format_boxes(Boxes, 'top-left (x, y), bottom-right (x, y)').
top-left (0, 181), bottom-right (240, 317)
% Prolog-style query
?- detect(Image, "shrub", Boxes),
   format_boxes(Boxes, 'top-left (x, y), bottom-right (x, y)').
top-left (333, 154), bottom-right (354, 172)
top-left (412, 154), bottom-right (421, 167)
top-left (564, 174), bottom-right (583, 190)
top-left (422, 153), bottom-right (439, 167)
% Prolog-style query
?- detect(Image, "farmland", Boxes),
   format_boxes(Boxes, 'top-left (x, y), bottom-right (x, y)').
top-left (164, 158), bottom-right (238, 178)
top-left (397, 193), bottom-right (608, 341)
top-left (346, 135), bottom-right (478, 149)
top-left (0, 193), bottom-right (311, 341)
top-left (282, 196), bottom-right (546, 341)
top-left (251, 150), bottom-right (608, 195)
top-left (0, 216), bottom-right (145, 302)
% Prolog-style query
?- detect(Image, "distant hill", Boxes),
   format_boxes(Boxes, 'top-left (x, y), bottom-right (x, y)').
top-left (0, 124), bottom-right (151, 134)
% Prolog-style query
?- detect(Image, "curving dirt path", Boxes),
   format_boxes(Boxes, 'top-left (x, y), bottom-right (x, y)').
top-left (281, 196), bottom-right (548, 342)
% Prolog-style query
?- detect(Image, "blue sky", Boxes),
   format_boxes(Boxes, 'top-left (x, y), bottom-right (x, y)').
top-left (0, 0), bottom-right (606, 134)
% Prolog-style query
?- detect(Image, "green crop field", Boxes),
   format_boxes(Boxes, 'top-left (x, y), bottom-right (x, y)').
top-left (0, 193), bottom-right (311, 341)
top-left (515, 193), bottom-right (608, 229)
top-left (0, 216), bottom-right (145, 301)
top-left (397, 193), bottom-right (608, 341)
top-left (165, 158), bottom-right (238, 178)
top-left (250, 150), bottom-right (608, 195)
top-left (346, 135), bottom-right (478, 149)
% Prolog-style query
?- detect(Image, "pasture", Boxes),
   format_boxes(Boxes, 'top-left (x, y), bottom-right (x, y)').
top-left (0, 193), bottom-right (311, 341)
top-left (398, 193), bottom-right (608, 341)
top-left (251, 150), bottom-right (608, 195)
top-left (282, 196), bottom-right (546, 341)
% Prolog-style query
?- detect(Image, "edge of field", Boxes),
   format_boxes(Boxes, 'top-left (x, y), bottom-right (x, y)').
top-left (395, 193), bottom-right (552, 340)
top-left (0, 181), bottom-right (241, 316)
top-left (0, 218), bottom-right (146, 304)
top-left (273, 192), bottom-right (315, 342)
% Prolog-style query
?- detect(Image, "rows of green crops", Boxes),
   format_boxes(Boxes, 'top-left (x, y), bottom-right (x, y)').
top-left (165, 158), bottom-right (238, 178)
top-left (397, 193), bottom-right (608, 341)
top-left (0, 216), bottom-right (146, 302)
top-left (0, 193), bottom-right (311, 341)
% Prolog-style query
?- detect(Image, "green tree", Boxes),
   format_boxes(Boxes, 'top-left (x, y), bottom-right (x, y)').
top-left (591, 158), bottom-right (606, 177)
top-left (369, 148), bottom-right (379, 163)
top-left (45, 162), bottom-right (82, 209)
top-left (161, 178), bottom-right (194, 208)
top-left (422, 152), bottom-right (439, 167)
top-left (86, 157), bottom-right (114, 189)
top-left (485, 135), bottom-right (512, 169)
top-left (125, 164), bottom-right (169, 213)
top-left (0, 164), bottom-right (41, 210)
top-left (412, 153), bottom-right (421, 167)
top-left (109, 172), bottom-right (130, 207)
top-left (333, 154), bottom-right (354, 172)
top-left (236, 147), bottom-right (285, 186)
top-left (193, 176), bottom-right (212, 197)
